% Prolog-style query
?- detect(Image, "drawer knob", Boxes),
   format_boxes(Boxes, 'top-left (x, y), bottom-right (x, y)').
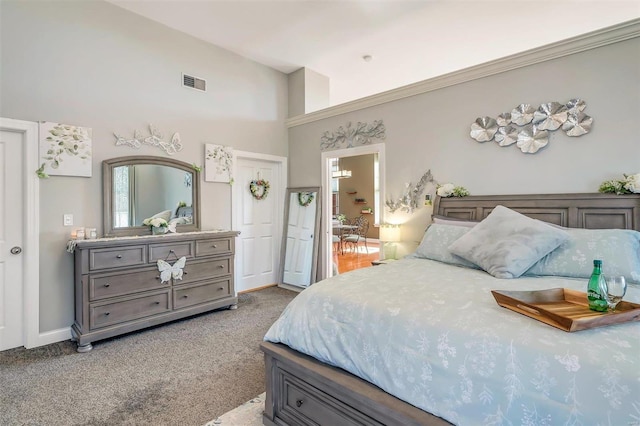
top-left (156, 275), bottom-right (160, 280)
top-left (169, 249), bottom-right (175, 253)
top-left (116, 255), bottom-right (122, 259)
top-left (218, 287), bottom-right (224, 291)
top-left (212, 244), bottom-right (217, 248)
top-left (154, 301), bottom-right (160, 305)
top-left (183, 271), bottom-right (188, 275)
top-left (183, 295), bottom-right (188, 298)
top-left (104, 284), bottom-right (110, 288)
top-left (104, 312), bottom-right (110, 316)
top-left (296, 399), bottom-right (304, 408)
top-left (217, 265), bottom-right (224, 269)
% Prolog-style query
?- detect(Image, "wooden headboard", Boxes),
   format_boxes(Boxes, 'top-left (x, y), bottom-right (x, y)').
top-left (434, 193), bottom-right (640, 231)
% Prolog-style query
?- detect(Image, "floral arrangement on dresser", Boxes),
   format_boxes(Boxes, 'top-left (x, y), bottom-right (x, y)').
top-left (143, 217), bottom-right (169, 234)
top-left (436, 183), bottom-right (470, 198)
top-left (598, 172), bottom-right (640, 195)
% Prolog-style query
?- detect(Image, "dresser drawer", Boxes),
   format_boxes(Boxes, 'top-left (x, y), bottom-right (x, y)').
top-left (89, 269), bottom-right (167, 301)
top-left (89, 246), bottom-right (146, 271)
top-left (278, 371), bottom-right (383, 426)
top-left (173, 279), bottom-right (231, 309)
top-left (195, 237), bottom-right (232, 257)
top-left (90, 291), bottom-right (170, 330)
top-left (180, 258), bottom-right (230, 284)
top-left (149, 241), bottom-right (195, 263)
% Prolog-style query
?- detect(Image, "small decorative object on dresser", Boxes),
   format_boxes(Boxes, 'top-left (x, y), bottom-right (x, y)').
top-left (70, 230), bottom-right (239, 352)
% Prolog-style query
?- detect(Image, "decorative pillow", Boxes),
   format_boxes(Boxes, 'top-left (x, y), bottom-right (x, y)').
top-left (525, 228), bottom-right (640, 284)
top-left (150, 209), bottom-right (172, 222)
top-left (407, 223), bottom-right (480, 269)
top-left (432, 215), bottom-right (478, 228)
top-left (448, 205), bottom-right (570, 278)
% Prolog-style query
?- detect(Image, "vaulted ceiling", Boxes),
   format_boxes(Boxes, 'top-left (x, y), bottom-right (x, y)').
top-left (107, 1), bottom-right (639, 106)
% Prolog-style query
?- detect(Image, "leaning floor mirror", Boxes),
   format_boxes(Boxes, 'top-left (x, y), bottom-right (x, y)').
top-left (279, 187), bottom-right (321, 290)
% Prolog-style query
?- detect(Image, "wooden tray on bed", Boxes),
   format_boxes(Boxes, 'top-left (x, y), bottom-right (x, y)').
top-left (491, 288), bottom-right (640, 332)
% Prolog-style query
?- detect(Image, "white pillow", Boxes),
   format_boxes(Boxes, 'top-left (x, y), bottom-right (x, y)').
top-left (448, 205), bottom-right (570, 278)
top-left (150, 209), bottom-right (172, 222)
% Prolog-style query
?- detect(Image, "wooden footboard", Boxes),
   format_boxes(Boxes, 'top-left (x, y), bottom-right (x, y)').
top-left (261, 342), bottom-right (451, 426)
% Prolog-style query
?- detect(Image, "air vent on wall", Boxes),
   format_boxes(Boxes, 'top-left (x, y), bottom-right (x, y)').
top-left (182, 73), bottom-right (206, 92)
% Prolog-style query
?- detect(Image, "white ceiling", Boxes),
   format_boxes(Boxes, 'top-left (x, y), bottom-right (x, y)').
top-left (108, 0), bottom-right (639, 106)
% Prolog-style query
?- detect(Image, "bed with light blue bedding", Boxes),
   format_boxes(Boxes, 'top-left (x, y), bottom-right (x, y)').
top-left (264, 257), bottom-right (640, 425)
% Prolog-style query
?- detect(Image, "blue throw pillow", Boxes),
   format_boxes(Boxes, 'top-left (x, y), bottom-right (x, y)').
top-left (525, 228), bottom-right (640, 284)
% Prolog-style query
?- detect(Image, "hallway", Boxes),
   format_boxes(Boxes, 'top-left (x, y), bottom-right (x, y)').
top-left (333, 241), bottom-right (380, 274)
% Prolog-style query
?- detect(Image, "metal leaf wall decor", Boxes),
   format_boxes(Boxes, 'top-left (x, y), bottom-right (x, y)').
top-left (469, 98), bottom-right (592, 154)
top-left (320, 120), bottom-right (386, 151)
top-left (386, 170), bottom-right (435, 214)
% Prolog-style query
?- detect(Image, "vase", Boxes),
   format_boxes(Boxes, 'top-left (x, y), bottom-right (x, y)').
top-left (152, 226), bottom-right (166, 235)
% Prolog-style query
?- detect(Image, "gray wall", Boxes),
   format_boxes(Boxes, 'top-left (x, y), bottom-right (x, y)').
top-left (0, 0), bottom-right (288, 332)
top-left (289, 38), bottom-right (640, 257)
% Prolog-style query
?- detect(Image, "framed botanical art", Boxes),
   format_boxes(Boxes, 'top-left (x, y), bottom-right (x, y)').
top-left (39, 121), bottom-right (92, 177)
top-left (205, 144), bottom-right (233, 183)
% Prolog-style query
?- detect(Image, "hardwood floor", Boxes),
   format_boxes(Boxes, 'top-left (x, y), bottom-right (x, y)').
top-left (333, 240), bottom-right (380, 274)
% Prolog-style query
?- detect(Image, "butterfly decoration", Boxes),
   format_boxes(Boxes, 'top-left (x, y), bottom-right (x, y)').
top-left (113, 124), bottom-right (183, 155)
top-left (157, 256), bottom-right (187, 283)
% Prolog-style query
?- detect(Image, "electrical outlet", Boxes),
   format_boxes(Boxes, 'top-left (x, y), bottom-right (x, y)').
top-left (63, 214), bottom-right (73, 226)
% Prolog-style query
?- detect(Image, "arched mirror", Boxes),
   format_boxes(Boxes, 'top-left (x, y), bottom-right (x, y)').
top-left (279, 187), bottom-right (321, 289)
top-left (103, 156), bottom-right (200, 237)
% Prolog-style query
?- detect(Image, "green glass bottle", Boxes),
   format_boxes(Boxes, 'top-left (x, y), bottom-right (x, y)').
top-left (587, 259), bottom-right (607, 312)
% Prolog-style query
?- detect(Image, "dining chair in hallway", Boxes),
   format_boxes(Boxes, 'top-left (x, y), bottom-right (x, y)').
top-left (343, 216), bottom-right (369, 254)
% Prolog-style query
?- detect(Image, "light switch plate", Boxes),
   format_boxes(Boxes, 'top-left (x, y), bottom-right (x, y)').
top-left (63, 214), bottom-right (73, 226)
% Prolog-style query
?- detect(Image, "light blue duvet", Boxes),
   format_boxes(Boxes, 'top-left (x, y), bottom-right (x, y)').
top-left (264, 258), bottom-right (640, 425)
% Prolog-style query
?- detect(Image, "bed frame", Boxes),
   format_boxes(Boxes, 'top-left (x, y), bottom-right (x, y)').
top-left (261, 193), bottom-right (640, 426)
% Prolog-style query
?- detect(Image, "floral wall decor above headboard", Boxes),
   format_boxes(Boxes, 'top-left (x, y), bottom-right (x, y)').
top-left (114, 124), bottom-right (183, 155)
top-left (320, 120), bottom-right (386, 151)
top-left (386, 170), bottom-right (435, 214)
top-left (470, 98), bottom-right (593, 154)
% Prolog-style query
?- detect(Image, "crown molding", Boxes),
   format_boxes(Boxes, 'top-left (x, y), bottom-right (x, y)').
top-left (287, 19), bottom-right (640, 128)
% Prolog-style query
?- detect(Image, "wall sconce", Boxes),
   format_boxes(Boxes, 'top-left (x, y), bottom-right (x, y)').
top-left (379, 223), bottom-right (401, 260)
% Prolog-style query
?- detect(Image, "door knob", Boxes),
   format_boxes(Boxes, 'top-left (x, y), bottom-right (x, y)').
top-left (10, 246), bottom-right (22, 255)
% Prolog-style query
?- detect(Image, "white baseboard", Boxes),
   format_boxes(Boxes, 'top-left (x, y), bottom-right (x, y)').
top-left (27, 327), bottom-right (72, 349)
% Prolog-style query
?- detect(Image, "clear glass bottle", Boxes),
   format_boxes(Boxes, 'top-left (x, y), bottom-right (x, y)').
top-left (587, 259), bottom-right (607, 312)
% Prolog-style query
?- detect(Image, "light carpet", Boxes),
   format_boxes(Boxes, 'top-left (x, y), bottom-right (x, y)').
top-left (205, 393), bottom-right (265, 425)
top-left (0, 287), bottom-right (296, 425)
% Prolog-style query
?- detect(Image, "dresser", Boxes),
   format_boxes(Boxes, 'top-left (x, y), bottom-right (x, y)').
top-left (71, 230), bottom-right (239, 352)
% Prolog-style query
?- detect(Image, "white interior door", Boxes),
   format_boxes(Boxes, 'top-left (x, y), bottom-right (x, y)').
top-left (283, 193), bottom-right (317, 287)
top-left (0, 129), bottom-right (25, 351)
top-left (233, 155), bottom-right (284, 292)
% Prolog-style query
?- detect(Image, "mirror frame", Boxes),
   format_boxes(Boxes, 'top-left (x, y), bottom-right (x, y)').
top-left (103, 155), bottom-right (201, 237)
top-left (279, 186), bottom-right (322, 289)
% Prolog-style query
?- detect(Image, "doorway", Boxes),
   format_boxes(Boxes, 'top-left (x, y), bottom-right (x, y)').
top-left (232, 151), bottom-right (287, 293)
top-left (321, 143), bottom-right (385, 279)
top-left (0, 118), bottom-right (39, 351)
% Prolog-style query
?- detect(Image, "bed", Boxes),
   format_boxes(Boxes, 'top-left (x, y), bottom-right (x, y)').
top-left (261, 193), bottom-right (640, 426)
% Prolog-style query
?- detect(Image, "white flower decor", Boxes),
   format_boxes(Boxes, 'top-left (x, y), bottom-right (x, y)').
top-left (143, 217), bottom-right (169, 234)
top-left (437, 183), bottom-right (470, 198)
top-left (599, 173), bottom-right (640, 195)
top-left (623, 173), bottom-right (640, 193)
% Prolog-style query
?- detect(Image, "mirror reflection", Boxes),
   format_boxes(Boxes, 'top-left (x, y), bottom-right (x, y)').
top-left (113, 164), bottom-right (193, 228)
top-left (280, 187), bottom-right (321, 289)
top-left (103, 156), bottom-right (200, 237)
